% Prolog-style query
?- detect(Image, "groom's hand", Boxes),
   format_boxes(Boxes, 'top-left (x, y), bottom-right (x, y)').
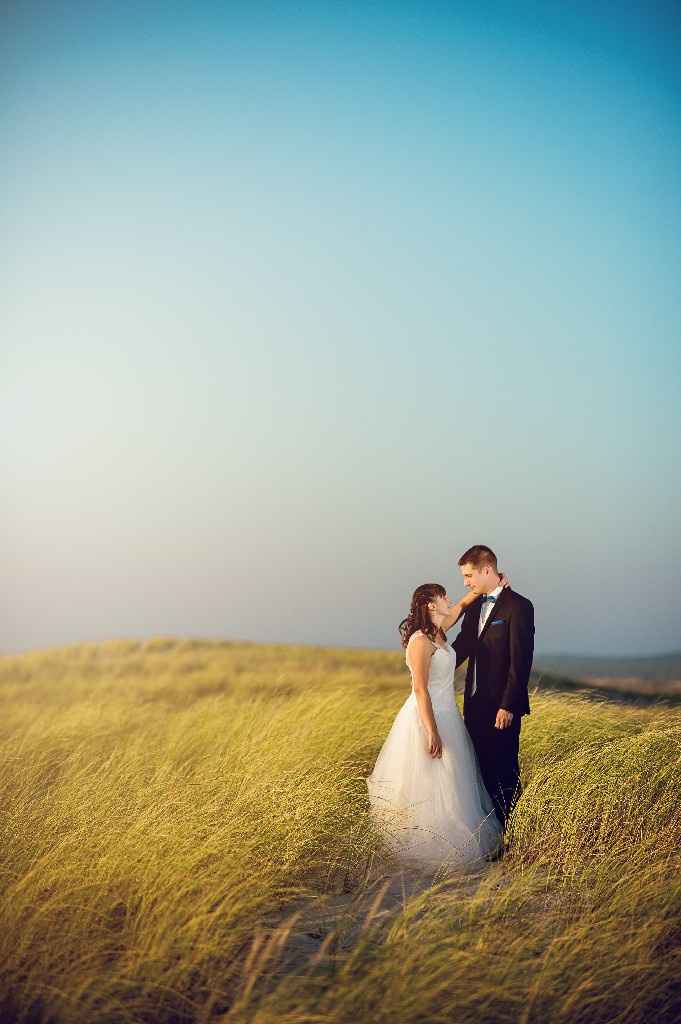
top-left (495, 708), bottom-right (514, 729)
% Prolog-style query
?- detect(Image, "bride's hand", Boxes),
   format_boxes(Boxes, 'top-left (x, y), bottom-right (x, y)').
top-left (499, 572), bottom-right (511, 589)
top-left (460, 590), bottom-right (479, 608)
top-left (427, 730), bottom-right (443, 759)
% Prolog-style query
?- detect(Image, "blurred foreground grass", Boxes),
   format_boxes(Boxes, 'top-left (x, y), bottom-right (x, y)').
top-left (0, 637), bottom-right (679, 1024)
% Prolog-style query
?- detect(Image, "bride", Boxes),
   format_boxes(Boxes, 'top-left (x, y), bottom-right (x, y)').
top-left (366, 581), bottom-right (505, 870)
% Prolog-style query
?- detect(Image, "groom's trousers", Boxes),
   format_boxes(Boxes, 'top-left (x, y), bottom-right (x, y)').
top-left (464, 708), bottom-right (522, 830)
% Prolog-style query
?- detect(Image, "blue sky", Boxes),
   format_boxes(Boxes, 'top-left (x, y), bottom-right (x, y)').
top-left (3, 1), bottom-right (680, 656)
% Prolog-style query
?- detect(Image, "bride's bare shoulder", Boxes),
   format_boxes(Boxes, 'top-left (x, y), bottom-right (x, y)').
top-left (406, 630), bottom-right (434, 649)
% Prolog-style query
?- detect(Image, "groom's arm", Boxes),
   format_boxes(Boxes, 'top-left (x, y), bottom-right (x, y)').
top-left (500, 598), bottom-right (535, 711)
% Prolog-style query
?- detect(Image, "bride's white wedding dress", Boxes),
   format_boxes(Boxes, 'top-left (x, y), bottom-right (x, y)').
top-left (366, 631), bottom-right (502, 870)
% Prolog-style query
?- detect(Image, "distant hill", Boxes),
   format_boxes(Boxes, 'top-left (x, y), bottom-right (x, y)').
top-left (534, 652), bottom-right (681, 682)
top-left (531, 652), bottom-right (681, 700)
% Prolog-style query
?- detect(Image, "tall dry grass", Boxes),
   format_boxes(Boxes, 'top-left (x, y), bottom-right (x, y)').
top-left (0, 637), bottom-right (679, 1023)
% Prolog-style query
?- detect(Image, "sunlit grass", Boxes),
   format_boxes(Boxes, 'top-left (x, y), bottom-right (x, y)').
top-left (0, 637), bottom-right (679, 1023)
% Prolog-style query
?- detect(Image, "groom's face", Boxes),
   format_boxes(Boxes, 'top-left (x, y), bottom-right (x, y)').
top-left (460, 562), bottom-right (493, 595)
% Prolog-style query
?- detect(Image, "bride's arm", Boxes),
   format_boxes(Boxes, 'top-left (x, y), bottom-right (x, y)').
top-left (441, 573), bottom-right (511, 632)
top-left (440, 591), bottom-right (478, 632)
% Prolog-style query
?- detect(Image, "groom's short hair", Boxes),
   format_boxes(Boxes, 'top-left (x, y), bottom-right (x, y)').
top-left (458, 545), bottom-right (498, 571)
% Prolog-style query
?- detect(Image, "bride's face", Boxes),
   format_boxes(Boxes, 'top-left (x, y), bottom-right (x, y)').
top-left (429, 593), bottom-right (452, 620)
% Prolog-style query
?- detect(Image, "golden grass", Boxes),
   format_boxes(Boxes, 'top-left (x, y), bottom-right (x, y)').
top-left (0, 637), bottom-right (679, 1024)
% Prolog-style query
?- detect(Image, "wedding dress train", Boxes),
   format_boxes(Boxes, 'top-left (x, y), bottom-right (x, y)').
top-left (366, 631), bottom-right (502, 870)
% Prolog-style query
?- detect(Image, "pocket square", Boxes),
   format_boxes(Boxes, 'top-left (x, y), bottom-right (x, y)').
top-left (491, 618), bottom-right (505, 625)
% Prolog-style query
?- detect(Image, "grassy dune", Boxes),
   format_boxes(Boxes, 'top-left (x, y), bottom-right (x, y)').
top-left (0, 638), bottom-right (680, 1024)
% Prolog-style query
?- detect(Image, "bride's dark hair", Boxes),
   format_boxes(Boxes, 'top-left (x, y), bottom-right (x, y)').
top-left (398, 583), bottom-right (446, 648)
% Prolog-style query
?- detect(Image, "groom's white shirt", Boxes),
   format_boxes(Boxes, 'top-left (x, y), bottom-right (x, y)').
top-left (471, 583), bottom-right (504, 697)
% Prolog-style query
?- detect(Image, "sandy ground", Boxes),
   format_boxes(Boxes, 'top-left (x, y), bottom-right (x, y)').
top-left (265, 845), bottom-right (513, 977)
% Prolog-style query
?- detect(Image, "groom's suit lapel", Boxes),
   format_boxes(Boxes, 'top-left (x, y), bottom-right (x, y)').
top-left (464, 596), bottom-right (483, 690)
top-left (464, 596), bottom-right (483, 650)
top-left (477, 586), bottom-right (512, 645)
top-left (467, 596), bottom-right (484, 635)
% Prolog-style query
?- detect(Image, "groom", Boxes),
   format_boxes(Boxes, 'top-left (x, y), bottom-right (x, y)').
top-left (452, 545), bottom-right (535, 833)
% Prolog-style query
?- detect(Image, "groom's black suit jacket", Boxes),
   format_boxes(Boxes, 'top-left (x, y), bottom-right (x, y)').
top-left (451, 588), bottom-right (534, 719)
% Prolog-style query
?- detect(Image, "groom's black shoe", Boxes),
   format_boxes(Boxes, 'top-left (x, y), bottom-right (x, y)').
top-left (485, 826), bottom-right (510, 862)
top-left (485, 843), bottom-right (506, 863)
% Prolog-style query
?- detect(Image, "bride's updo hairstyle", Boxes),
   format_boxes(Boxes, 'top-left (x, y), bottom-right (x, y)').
top-left (398, 583), bottom-right (446, 648)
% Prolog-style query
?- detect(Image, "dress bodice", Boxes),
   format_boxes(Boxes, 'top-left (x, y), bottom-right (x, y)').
top-left (405, 632), bottom-right (457, 708)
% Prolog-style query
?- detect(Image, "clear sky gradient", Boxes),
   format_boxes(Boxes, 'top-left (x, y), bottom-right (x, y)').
top-left (3, 1), bottom-right (680, 656)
